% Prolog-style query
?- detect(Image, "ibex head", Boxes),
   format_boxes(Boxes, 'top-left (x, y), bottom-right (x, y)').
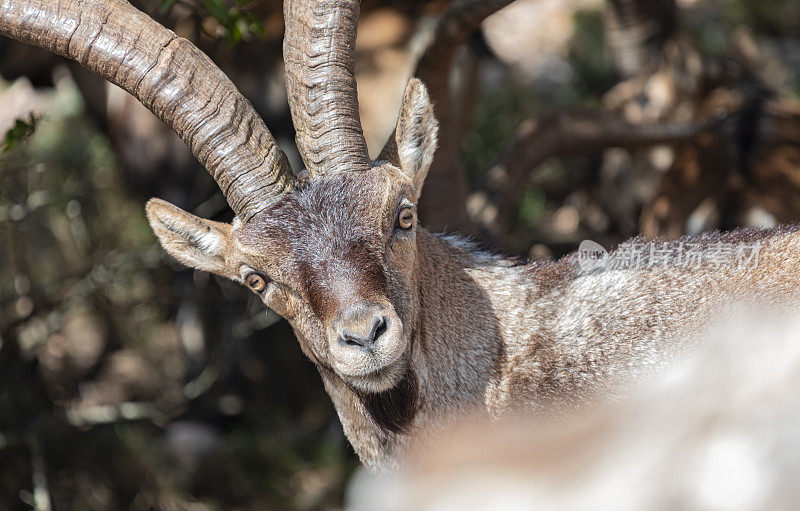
top-left (147, 79), bottom-right (437, 394)
top-left (1, 0), bottom-right (437, 405)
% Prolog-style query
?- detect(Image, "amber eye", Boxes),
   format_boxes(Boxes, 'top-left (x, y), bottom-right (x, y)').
top-left (244, 272), bottom-right (267, 292)
top-left (397, 208), bottom-right (414, 230)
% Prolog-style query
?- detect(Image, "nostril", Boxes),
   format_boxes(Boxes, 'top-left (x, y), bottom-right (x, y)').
top-left (343, 336), bottom-right (363, 347)
top-left (339, 328), bottom-right (365, 347)
top-left (337, 314), bottom-right (389, 350)
top-left (373, 316), bottom-right (388, 341)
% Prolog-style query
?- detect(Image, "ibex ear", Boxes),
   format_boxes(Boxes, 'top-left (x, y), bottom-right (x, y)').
top-left (145, 199), bottom-right (234, 279)
top-left (379, 78), bottom-right (438, 199)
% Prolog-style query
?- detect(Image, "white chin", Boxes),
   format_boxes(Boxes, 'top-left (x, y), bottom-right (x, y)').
top-left (345, 357), bottom-right (406, 394)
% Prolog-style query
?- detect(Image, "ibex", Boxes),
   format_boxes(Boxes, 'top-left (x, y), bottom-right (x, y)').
top-left (3, 0), bottom-right (799, 469)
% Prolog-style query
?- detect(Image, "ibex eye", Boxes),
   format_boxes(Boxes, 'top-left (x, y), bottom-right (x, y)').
top-left (397, 208), bottom-right (414, 230)
top-left (244, 272), bottom-right (268, 292)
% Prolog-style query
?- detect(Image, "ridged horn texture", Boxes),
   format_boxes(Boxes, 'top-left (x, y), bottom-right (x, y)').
top-left (0, 0), bottom-right (294, 221)
top-left (283, 0), bottom-right (370, 177)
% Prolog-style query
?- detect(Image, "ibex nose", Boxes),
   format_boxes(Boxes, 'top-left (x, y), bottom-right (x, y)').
top-left (334, 304), bottom-right (389, 350)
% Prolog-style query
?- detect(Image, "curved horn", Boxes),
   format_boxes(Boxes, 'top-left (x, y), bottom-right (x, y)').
top-left (0, 0), bottom-right (294, 221)
top-left (283, 0), bottom-right (370, 178)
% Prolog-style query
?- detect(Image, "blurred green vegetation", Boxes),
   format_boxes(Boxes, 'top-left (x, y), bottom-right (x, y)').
top-left (462, 84), bottom-right (534, 186)
top-left (159, 0), bottom-right (267, 46)
top-left (2, 114), bottom-right (39, 153)
top-left (567, 9), bottom-right (616, 103)
top-left (722, 0), bottom-right (800, 36)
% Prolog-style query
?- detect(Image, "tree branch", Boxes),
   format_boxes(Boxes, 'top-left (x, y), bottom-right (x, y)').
top-left (408, 0), bottom-right (515, 232)
top-left (604, 0), bottom-right (678, 77)
top-left (468, 110), bottom-right (726, 237)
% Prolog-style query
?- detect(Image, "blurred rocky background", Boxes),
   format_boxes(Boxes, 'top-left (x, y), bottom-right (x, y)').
top-left (1, 0), bottom-right (799, 509)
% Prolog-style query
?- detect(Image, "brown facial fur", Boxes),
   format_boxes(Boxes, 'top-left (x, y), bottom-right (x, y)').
top-left (230, 167), bottom-right (420, 390)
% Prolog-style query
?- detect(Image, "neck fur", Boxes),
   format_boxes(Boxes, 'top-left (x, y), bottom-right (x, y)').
top-left (317, 229), bottom-right (516, 467)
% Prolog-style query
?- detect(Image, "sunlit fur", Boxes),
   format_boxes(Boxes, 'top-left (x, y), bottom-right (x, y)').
top-left (147, 80), bottom-right (800, 468)
top-left (349, 312), bottom-right (800, 510)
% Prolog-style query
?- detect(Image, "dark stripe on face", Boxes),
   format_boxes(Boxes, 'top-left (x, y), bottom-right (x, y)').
top-left (299, 237), bottom-right (388, 323)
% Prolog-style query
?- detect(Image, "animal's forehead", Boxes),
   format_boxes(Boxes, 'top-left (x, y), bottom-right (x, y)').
top-left (236, 166), bottom-right (409, 256)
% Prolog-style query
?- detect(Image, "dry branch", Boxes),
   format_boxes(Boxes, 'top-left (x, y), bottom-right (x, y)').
top-left (468, 110), bottom-right (725, 236)
top-left (402, 0), bottom-right (515, 232)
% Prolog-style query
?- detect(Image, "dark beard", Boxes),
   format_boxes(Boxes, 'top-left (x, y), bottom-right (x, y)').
top-left (356, 367), bottom-right (419, 434)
